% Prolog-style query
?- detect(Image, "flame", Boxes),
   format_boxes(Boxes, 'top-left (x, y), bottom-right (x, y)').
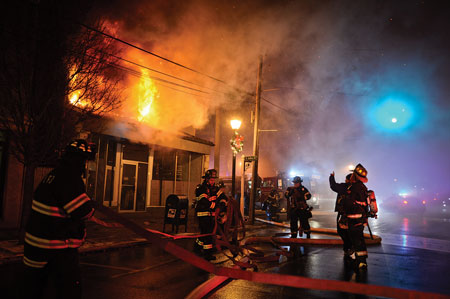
top-left (137, 69), bottom-right (159, 123)
top-left (68, 65), bottom-right (90, 108)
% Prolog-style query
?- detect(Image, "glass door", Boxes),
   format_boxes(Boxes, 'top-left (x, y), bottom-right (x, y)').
top-left (120, 163), bottom-right (137, 211)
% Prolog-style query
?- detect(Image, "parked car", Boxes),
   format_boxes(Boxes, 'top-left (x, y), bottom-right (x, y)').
top-left (383, 193), bottom-right (426, 215)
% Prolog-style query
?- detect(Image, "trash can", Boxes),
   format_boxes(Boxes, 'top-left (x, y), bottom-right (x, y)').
top-left (163, 194), bottom-right (189, 233)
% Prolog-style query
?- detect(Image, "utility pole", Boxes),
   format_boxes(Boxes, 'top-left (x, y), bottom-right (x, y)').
top-left (214, 108), bottom-right (221, 174)
top-left (249, 56), bottom-right (263, 224)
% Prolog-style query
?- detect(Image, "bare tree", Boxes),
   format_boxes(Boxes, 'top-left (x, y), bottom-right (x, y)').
top-left (0, 0), bottom-right (123, 239)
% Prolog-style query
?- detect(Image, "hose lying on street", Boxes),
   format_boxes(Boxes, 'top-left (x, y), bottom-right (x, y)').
top-left (91, 202), bottom-right (447, 299)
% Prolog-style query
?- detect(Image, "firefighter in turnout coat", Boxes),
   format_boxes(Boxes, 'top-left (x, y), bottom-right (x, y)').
top-left (285, 176), bottom-right (312, 238)
top-left (216, 180), bottom-right (229, 230)
top-left (23, 140), bottom-right (96, 299)
top-left (343, 163), bottom-right (370, 270)
top-left (329, 172), bottom-right (353, 258)
top-left (194, 169), bottom-right (219, 261)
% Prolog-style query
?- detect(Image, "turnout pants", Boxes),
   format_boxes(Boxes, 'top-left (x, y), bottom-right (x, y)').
top-left (196, 216), bottom-right (215, 254)
top-left (337, 214), bottom-right (352, 253)
top-left (23, 244), bottom-right (82, 299)
top-left (290, 209), bottom-right (311, 237)
top-left (348, 218), bottom-right (368, 264)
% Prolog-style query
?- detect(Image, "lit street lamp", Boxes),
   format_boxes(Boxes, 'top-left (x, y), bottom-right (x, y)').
top-left (230, 119), bottom-right (243, 199)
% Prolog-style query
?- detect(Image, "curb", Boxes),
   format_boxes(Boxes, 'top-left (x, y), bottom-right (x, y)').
top-left (0, 239), bottom-right (151, 266)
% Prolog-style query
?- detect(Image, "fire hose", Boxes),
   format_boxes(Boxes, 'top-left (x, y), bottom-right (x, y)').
top-left (90, 202), bottom-right (447, 299)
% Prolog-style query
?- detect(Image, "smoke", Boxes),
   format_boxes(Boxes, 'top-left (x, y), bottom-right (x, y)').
top-left (92, 0), bottom-right (450, 196)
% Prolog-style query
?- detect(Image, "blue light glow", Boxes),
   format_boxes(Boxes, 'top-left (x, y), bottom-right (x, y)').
top-left (369, 98), bottom-right (416, 133)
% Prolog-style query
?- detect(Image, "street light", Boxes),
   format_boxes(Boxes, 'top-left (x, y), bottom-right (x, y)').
top-left (230, 119), bottom-right (241, 130)
top-left (230, 119), bottom-right (243, 199)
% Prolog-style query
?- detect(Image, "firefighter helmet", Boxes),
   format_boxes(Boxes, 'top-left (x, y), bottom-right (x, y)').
top-left (65, 139), bottom-right (97, 161)
top-left (202, 169), bottom-right (218, 179)
top-left (292, 176), bottom-right (303, 183)
top-left (353, 163), bottom-right (368, 183)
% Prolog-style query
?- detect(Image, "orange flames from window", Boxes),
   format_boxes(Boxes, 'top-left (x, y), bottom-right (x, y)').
top-left (137, 69), bottom-right (160, 123)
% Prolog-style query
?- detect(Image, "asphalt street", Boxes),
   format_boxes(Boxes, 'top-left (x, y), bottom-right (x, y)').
top-left (1, 209), bottom-right (449, 298)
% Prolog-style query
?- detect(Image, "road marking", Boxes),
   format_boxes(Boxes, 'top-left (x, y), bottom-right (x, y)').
top-left (111, 258), bottom-right (179, 278)
top-left (80, 262), bottom-right (136, 271)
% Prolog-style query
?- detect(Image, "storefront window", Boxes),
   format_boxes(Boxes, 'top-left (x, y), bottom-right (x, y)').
top-left (176, 151), bottom-right (189, 181)
top-left (152, 149), bottom-right (175, 180)
top-left (123, 143), bottom-right (148, 162)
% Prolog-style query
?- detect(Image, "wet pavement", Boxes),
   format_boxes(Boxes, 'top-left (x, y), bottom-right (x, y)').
top-left (1, 207), bottom-right (449, 298)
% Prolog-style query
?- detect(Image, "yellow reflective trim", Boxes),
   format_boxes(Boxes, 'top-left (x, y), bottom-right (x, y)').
top-left (197, 212), bottom-right (211, 217)
top-left (23, 256), bottom-right (47, 268)
top-left (25, 233), bottom-right (84, 249)
top-left (197, 194), bottom-right (207, 201)
top-left (356, 251), bottom-right (368, 256)
top-left (347, 214), bottom-right (363, 218)
top-left (32, 200), bottom-right (67, 218)
top-left (203, 244), bottom-right (213, 249)
top-left (64, 193), bottom-right (90, 213)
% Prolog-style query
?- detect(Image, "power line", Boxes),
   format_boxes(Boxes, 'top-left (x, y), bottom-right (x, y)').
top-left (79, 23), bottom-right (256, 98)
top-left (261, 96), bottom-right (292, 114)
top-left (79, 22), bottom-right (227, 84)
top-left (108, 62), bottom-right (210, 95)
top-left (107, 52), bottom-right (227, 95)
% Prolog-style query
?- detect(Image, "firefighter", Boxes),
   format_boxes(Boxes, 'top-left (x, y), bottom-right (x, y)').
top-left (285, 176), bottom-right (312, 238)
top-left (193, 169), bottom-right (219, 261)
top-left (23, 139), bottom-right (96, 299)
top-left (265, 189), bottom-right (280, 221)
top-left (216, 180), bottom-right (229, 229)
top-left (329, 172), bottom-right (353, 258)
top-left (343, 163), bottom-right (370, 271)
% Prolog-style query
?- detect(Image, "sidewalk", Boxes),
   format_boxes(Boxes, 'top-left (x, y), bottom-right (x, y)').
top-left (0, 207), bottom-right (266, 265)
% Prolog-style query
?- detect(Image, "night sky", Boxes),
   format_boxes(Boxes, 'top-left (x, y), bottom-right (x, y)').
top-left (90, 0), bottom-right (450, 197)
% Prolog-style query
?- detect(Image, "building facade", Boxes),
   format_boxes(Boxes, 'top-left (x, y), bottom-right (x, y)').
top-left (0, 124), bottom-right (214, 229)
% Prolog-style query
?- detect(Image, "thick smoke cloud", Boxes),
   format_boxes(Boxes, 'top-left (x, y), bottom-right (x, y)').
top-left (92, 0), bottom-right (450, 197)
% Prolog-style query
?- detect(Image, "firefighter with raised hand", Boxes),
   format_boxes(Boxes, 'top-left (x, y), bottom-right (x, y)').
top-left (285, 176), bottom-right (312, 238)
top-left (193, 169), bottom-right (219, 261)
top-left (343, 163), bottom-right (370, 271)
top-left (23, 139), bottom-right (97, 299)
top-left (329, 172), bottom-right (353, 259)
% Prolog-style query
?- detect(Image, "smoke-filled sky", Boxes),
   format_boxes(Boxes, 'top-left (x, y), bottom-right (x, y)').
top-left (92, 0), bottom-right (450, 197)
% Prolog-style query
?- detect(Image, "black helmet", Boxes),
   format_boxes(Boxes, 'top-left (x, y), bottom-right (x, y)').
top-left (65, 139), bottom-right (97, 161)
top-left (353, 163), bottom-right (368, 183)
top-left (202, 169), bottom-right (218, 179)
top-left (292, 176), bottom-right (303, 183)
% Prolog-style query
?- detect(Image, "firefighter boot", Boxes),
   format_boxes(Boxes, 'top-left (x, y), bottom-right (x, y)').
top-left (204, 250), bottom-right (216, 261)
top-left (291, 232), bottom-right (297, 238)
top-left (193, 242), bottom-right (203, 256)
top-left (306, 232), bottom-right (311, 239)
top-left (356, 257), bottom-right (367, 271)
